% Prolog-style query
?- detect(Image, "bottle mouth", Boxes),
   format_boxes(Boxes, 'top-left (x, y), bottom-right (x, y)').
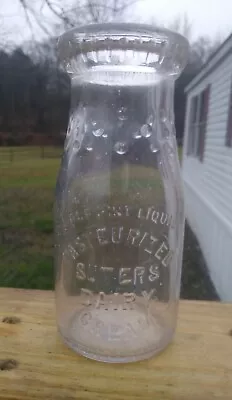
top-left (58, 23), bottom-right (189, 85)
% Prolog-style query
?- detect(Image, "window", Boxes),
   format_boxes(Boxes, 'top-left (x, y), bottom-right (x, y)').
top-left (187, 85), bottom-right (211, 162)
top-left (226, 82), bottom-right (232, 147)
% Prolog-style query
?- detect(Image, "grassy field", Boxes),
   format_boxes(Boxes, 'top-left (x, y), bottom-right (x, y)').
top-left (0, 147), bottom-right (61, 289)
top-left (0, 146), bottom-right (62, 165)
top-left (0, 146), bottom-right (218, 299)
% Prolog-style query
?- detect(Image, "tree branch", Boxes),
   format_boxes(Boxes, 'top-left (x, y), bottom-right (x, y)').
top-left (18, 0), bottom-right (53, 36)
top-left (18, 0), bottom-right (139, 37)
top-left (18, 0), bottom-right (36, 41)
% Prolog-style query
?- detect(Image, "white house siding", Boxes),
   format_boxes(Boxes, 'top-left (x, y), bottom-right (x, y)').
top-left (183, 52), bottom-right (232, 300)
top-left (184, 182), bottom-right (232, 301)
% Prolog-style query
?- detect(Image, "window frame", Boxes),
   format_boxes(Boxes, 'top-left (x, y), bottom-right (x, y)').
top-left (187, 85), bottom-right (210, 162)
top-left (226, 81), bottom-right (232, 147)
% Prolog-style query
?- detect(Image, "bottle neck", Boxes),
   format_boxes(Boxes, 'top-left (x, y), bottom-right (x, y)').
top-left (156, 79), bottom-right (175, 128)
top-left (69, 78), bottom-right (175, 143)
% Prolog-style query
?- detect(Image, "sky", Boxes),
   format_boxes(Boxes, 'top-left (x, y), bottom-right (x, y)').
top-left (135, 0), bottom-right (232, 40)
top-left (1, 0), bottom-right (232, 47)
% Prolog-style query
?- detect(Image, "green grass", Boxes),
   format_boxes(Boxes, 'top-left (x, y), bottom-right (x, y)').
top-left (0, 147), bottom-right (61, 289)
top-left (0, 146), bottom-right (62, 165)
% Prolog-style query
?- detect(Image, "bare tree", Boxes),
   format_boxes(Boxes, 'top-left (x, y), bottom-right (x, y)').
top-left (166, 14), bottom-right (222, 66)
top-left (192, 35), bottom-right (222, 65)
top-left (17, 0), bottom-right (137, 38)
top-left (48, 0), bottom-right (137, 26)
top-left (0, 15), bottom-right (17, 51)
top-left (168, 13), bottom-right (192, 41)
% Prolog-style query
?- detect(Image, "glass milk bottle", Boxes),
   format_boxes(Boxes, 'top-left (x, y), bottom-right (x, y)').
top-left (55, 23), bottom-right (188, 363)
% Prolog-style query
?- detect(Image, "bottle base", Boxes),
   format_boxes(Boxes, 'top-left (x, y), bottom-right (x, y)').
top-left (58, 307), bottom-right (174, 363)
top-left (60, 332), bottom-right (173, 363)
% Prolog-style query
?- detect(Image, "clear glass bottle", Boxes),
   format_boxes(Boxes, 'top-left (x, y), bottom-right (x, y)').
top-left (55, 23), bottom-right (188, 363)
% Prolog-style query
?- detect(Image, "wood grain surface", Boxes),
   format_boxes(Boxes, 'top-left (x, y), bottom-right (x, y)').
top-left (0, 288), bottom-right (232, 400)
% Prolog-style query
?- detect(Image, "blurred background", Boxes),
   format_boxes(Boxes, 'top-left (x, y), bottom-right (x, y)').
top-left (0, 0), bottom-right (230, 300)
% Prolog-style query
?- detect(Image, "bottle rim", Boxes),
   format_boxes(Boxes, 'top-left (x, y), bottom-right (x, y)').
top-left (58, 23), bottom-right (189, 81)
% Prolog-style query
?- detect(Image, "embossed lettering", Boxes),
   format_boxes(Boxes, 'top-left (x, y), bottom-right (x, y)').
top-left (151, 210), bottom-right (159, 224)
top-left (148, 265), bottom-right (160, 281)
top-left (127, 228), bottom-right (141, 246)
top-left (100, 266), bottom-right (114, 275)
top-left (142, 289), bottom-right (157, 303)
top-left (160, 212), bottom-right (168, 225)
top-left (67, 244), bottom-right (79, 260)
top-left (95, 319), bottom-right (104, 336)
top-left (95, 292), bottom-right (105, 308)
top-left (112, 226), bottom-right (123, 243)
top-left (81, 288), bottom-right (94, 306)
top-left (76, 241), bottom-right (86, 254)
top-left (155, 241), bottom-right (169, 260)
top-left (100, 266), bottom-right (114, 287)
top-left (146, 207), bottom-right (153, 220)
top-left (70, 203), bottom-right (172, 227)
top-left (141, 289), bottom-right (157, 324)
top-left (134, 266), bottom-right (145, 285)
top-left (144, 235), bottom-right (158, 254)
top-left (112, 206), bottom-right (122, 217)
top-left (119, 268), bottom-right (132, 286)
top-left (125, 206), bottom-right (129, 217)
top-left (139, 232), bottom-right (148, 246)
top-left (87, 275), bottom-right (95, 283)
top-left (80, 311), bottom-right (92, 326)
top-left (87, 265), bottom-right (96, 283)
top-left (76, 262), bottom-right (86, 280)
top-left (66, 237), bottom-right (87, 261)
top-left (138, 208), bottom-right (146, 220)
top-left (138, 207), bottom-right (153, 221)
top-left (162, 250), bottom-right (173, 267)
top-left (108, 324), bottom-right (124, 341)
top-left (96, 228), bottom-right (109, 245)
top-left (123, 292), bottom-right (136, 303)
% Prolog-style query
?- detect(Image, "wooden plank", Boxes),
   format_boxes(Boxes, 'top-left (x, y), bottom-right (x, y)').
top-left (0, 288), bottom-right (232, 400)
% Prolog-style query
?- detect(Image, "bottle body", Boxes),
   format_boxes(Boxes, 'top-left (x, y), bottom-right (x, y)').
top-left (55, 23), bottom-right (188, 362)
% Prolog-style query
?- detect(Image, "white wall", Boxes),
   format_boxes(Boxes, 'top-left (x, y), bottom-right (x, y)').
top-left (184, 181), bottom-right (232, 301)
top-left (183, 52), bottom-right (232, 300)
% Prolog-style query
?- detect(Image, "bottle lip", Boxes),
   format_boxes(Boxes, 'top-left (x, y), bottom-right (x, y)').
top-left (59, 22), bottom-right (188, 50)
top-left (58, 23), bottom-right (189, 80)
